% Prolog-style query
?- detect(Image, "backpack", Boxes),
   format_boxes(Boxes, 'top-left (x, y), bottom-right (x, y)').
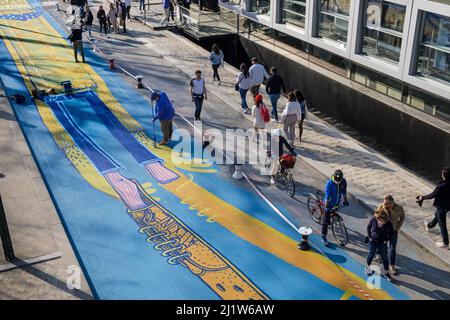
top-left (260, 104), bottom-right (270, 122)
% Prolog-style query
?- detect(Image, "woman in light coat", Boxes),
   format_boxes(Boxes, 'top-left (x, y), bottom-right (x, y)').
top-left (251, 94), bottom-right (266, 142)
top-left (280, 92), bottom-right (301, 145)
top-left (107, 3), bottom-right (118, 33)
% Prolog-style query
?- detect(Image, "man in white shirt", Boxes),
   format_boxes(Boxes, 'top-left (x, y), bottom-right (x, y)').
top-left (249, 57), bottom-right (269, 98)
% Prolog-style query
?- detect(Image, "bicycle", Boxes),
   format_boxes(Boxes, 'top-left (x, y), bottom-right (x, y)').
top-left (307, 190), bottom-right (349, 246)
top-left (264, 152), bottom-right (296, 197)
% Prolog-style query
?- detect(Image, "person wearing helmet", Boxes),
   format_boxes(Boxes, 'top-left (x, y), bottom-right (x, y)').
top-left (150, 91), bottom-right (175, 145)
top-left (267, 129), bottom-right (296, 184)
top-left (321, 169), bottom-right (349, 246)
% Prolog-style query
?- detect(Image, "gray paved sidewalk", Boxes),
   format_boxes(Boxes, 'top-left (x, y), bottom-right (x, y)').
top-left (0, 85), bottom-right (93, 299)
top-left (126, 3), bottom-right (450, 268)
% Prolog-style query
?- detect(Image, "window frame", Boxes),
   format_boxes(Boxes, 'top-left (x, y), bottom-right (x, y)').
top-left (350, 0), bottom-right (412, 79)
top-left (403, 0), bottom-right (450, 100)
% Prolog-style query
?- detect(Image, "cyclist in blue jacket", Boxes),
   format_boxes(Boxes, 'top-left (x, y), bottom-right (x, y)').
top-left (322, 169), bottom-right (349, 246)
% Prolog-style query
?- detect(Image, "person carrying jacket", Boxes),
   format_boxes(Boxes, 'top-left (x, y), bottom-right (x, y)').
top-left (365, 208), bottom-right (394, 282)
top-left (321, 169), bottom-right (349, 246)
top-left (151, 91), bottom-right (175, 145)
top-left (419, 167), bottom-right (450, 249)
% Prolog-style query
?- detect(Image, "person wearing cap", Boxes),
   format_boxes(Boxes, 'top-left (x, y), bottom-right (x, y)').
top-left (322, 169), bottom-right (349, 246)
top-left (150, 91), bottom-right (175, 145)
top-left (251, 94), bottom-right (266, 142)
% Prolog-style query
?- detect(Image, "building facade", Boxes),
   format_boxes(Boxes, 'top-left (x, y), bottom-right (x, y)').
top-left (219, 0), bottom-right (450, 122)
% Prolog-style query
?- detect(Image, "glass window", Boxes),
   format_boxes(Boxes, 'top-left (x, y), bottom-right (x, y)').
top-left (249, 0), bottom-right (271, 15)
top-left (416, 12), bottom-right (450, 85)
top-left (317, 0), bottom-right (351, 46)
top-left (281, 0), bottom-right (307, 28)
top-left (361, 1), bottom-right (406, 64)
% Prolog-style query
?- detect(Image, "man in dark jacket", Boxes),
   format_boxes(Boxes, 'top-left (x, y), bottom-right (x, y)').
top-left (69, 28), bottom-right (85, 63)
top-left (265, 67), bottom-right (285, 122)
top-left (419, 167), bottom-right (450, 249)
top-left (151, 91), bottom-right (175, 145)
top-left (365, 208), bottom-right (394, 281)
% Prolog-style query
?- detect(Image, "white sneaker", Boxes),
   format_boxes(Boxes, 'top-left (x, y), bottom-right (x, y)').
top-left (243, 108), bottom-right (249, 114)
top-left (436, 242), bottom-right (449, 249)
top-left (270, 177), bottom-right (275, 184)
top-left (424, 220), bottom-right (430, 232)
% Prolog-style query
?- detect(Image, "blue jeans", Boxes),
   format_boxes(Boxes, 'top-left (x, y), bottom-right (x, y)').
top-left (269, 94), bottom-right (280, 120)
top-left (368, 241), bottom-right (389, 271)
top-left (239, 88), bottom-right (248, 110)
top-left (140, 0), bottom-right (145, 10)
top-left (193, 95), bottom-right (204, 120)
top-left (389, 230), bottom-right (398, 266)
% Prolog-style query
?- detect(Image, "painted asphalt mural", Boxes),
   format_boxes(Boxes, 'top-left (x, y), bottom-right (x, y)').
top-left (0, 0), bottom-right (408, 299)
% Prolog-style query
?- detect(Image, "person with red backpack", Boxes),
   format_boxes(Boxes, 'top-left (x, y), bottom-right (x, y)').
top-left (251, 94), bottom-right (270, 142)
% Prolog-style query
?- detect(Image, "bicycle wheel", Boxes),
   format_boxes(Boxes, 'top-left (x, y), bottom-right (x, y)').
top-left (283, 171), bottom-right (295, 197)
top-left (307, 195), bottom-right (322, 224)
top-left (332, 215), bottom-right (348, 246)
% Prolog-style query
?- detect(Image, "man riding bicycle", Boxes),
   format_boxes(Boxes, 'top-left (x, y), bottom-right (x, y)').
top-left (322, 169), bottom-right (349, 246)
top-left (267, 129), bottom-right (296, 184)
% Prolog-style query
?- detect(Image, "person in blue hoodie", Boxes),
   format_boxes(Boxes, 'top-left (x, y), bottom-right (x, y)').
top-left (321, 169), bottom-right (349, 246)
top-left (151, 91), bottom-right (175, 145)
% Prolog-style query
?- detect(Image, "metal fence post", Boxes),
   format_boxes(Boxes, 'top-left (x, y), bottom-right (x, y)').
top-left (0, 194), bottom-right (15, 261)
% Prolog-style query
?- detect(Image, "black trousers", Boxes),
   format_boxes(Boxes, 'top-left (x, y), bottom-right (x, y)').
top-left (428, 207), bottom-right (449, 245)
top-left (212, 63), bottom-right (221, 81)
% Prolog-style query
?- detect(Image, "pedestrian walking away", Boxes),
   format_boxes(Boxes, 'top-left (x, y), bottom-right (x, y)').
top-left (294, 89), bottom-right (308, 141)
top-left (125, 0), bottom-right (132, 20)
top-left (210, 44), bottom-right (224, 83)
top-left (97, 5), bottom-right (108, 36)
top-left (251, 94), bottom-right (267, 142)
top-left (160, 0), bottom-right (170, 26)
top-left (321, 170), bottom-right (349, 246)
top-left (139, 0), bottom-right (145, 12)
top-left (68, 27), bottom-right (85, 63)
top-left (265, 67), bottom-right (285, 122)
top-left (169, 0), bottom-right (176, 24)
top-left (236, 63), bottom-right (252, 114)
top-left (83, 5), bottom-right (93, 39)
top-left (377, 195), bottom-right (405, 275)
top-left (249, 57), bottom-right (269, 98)
top-left (419, 167), bottom-right (450, 249)
top-left (190, 70), bottom-right (207, 121)
top-left (365, 208), bottom-right (394, 282)
top-left (280, 92), bottom-right (301, 144)
top-left (151, 91), bottom-right (175, 145)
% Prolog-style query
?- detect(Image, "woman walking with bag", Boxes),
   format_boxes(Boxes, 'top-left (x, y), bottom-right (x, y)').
top-left (280, 92), bottom-right (301, 145)
top-left (210, 44), bottom-right (224, 83)
top-left (235, 63), bottom-right (252, 114)
top-left (251, 94), bottom-right (266, 142)
top-left (294, 89), bottom-right (307, 142)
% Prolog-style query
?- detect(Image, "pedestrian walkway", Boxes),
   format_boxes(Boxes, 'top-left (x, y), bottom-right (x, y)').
top-left (129, 5), bottom-right (450, 268)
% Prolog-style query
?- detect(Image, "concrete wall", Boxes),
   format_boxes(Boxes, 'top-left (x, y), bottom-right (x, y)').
top-left (238, 36), bottom-right (450, 182)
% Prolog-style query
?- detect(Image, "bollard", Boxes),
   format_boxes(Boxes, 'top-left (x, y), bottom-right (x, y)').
top-left (232, 165), bottom-right (244, 180)
top-left (297, 226), bottom-right (312, 251)
top-left (109, 58), bottom-right (116, 70)
top-left (136, 75), bottom-right (144, 89)
top-left (0, 195), bottom-right (15, 261)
